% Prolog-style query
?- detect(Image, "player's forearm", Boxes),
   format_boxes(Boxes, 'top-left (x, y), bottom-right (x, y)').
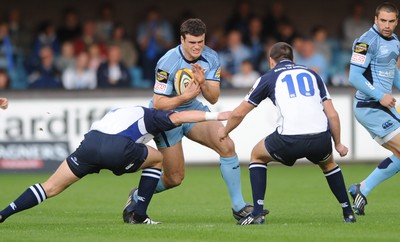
top-left (153, 95), bottom-right (191, 110)
top-left (349, 65), bottom-right (384, 101)
top-left (327, 113), bottom-right (342, 146)
top-left (200, 82), bottom-right (220, 104)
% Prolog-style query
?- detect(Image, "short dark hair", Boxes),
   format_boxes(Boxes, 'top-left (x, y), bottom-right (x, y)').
top-left (376, 2), bottom-right (399, 18)
top-left (180, 18), bottom-right (207, 39)
top-left (269, 42), bottom-right (294, 62)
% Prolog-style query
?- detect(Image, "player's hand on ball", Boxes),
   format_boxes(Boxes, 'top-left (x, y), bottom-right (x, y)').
top-left (335, 144), bottom-right (348, 157)
top-left (182, 80), bottom-right (201, 100)
top-left (191, 63), bottom-right (205, 86)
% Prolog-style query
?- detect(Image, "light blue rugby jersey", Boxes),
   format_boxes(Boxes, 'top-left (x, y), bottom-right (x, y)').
top-left (350, 24), bottom-right (400, 101)
top-left (150, 45), bottom-right (221, 110)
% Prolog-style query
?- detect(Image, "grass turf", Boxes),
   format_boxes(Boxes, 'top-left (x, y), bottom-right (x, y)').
top-left (0, 163), bottom-right (399, 242)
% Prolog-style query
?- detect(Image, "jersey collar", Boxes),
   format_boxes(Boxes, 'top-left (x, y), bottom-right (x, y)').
top-left (178, 45), bottom-right (207, 63)
top-left (372, 24), bottom-right (396, 41)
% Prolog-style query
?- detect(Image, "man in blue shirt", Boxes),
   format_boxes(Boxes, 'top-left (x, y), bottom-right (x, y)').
top-left (348, 2), bottom-right (400, 216)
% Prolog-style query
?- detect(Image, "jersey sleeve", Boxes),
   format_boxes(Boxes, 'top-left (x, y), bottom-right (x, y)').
top-left (154, 68), bottom-right (174, 96)
top-left (244, 76), bottom-right (271, 107)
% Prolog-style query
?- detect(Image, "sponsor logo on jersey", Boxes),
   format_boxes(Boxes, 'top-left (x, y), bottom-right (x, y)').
top-left (154, 82), bottom-right (167, 92)
top-left (214, 67), bottom-right (221, 79)
top-left (156, 69), bottom-right (169, 83)
top-left (351, 53), bottom-right (366, 65)
top-left (354, 42), bottom-right (368, 54)
top-left (382, 120), bottom-right (393, 129)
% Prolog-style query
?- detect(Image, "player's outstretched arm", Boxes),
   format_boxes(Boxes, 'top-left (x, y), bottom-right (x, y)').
top-left (322, 99), bottom-right (348, 157)
top-left (169, 110), bottom-right (231, 126)
top-left (218, 101), bottom-right (254, 141)
top-left (0, 97), bottom-right (8, 110)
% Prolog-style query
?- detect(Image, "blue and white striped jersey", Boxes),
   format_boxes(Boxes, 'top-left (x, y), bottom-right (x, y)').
top-left (90, 106), bottom-right (175, 144)
top-left (151, 44), bottom-right (221, 110)
top-left (245, 60), bottom-right (330, 135)
top-left (350, 24), bottom-right (400, 101)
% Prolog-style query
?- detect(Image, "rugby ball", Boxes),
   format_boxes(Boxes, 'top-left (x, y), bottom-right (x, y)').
top-left (174, 68), bottom-right (194, 95)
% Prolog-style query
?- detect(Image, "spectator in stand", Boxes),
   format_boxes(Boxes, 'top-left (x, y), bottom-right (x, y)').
top-left (231, 59), bottom-right (260, 88)
top-left (295, 37), bottom-right (329, 84)
top-left (331, 64), bottom-right (351, 87)
top-left (108, 22), bottom-right (138, 69)
top-left (206, 26), bottom-right (226, 52)
top-left (218, 29), bottom-right (251, 85)
top-left (341, 1), bottom-right (371, 52)
top-left (95, 2), bottom-right (115, 42)
top-left (225, 0), bottom-right (255, 38)
top-left (73, 20), bottom-right (107, 58)
top-left (243, 16), bottom-right (265, 73)
top-left (56, 7), bottom-right (82, 44)
top-left (87, 43), bottom-right (105, 72)
top-left (31, 20), bottom-right (61, 65)
top-left (262, 1), bottom-right (290, 40)
top-left (62, 51), bottom-right (96, 90)
top-left (275, 19), bottom-right (298, 45)
top-left (27, 45), bottom-right (62, 89)
top-left (6, 8), bottom-right (31, 58)
top-left (55, 41), bottom-right (76, 73)
top-left (257, 37), bottom-right (277, 74)
top-left (136, 6), bottom-right (174, 85)
top-left (96, 45), bottom-right (131, 88)
top-left (0, 22), bottom-right (16, 75)
top-left (0, 68), bottom-right (10, 90)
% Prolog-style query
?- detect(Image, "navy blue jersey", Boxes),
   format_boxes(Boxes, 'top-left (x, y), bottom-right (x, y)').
top-left (90, 106), bottom-right (176, 144)
top-left (245, 60), bottom-right (330, 135)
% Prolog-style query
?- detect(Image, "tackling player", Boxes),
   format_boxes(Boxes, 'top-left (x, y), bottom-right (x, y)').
top-left (348, 2), bottom-right (400, 216)
top-left (218, 42), bottom-right (356, 224)
top-left (0, 106), bottom-right (230, 224)
top-left (122, 18), bottom-right (264, 223)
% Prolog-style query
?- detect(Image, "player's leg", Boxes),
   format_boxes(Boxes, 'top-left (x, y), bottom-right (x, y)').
top-left (350, 104), bottom-right (400, 214)
top-left (0, 160), bottom-right (80, 223)
top-left (129, 145), bottom-right (163, 224)
top-left (318, 156), bottom-right (355, 222)
top-left (348, 133), bottom-right (400, 216)
top-left (123, 143), bottom-right (184, 223)
top-left (187, 120), bottom-right (248, 215)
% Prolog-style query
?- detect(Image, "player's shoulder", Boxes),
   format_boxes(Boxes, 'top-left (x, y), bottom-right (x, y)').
top-left (201, 46), bottom-right (220, 63)
top-left (157, 46), bottom-right (181, 70)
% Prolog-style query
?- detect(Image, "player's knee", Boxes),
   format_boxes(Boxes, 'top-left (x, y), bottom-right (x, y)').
top-left (164, 173), bottom-right (184, 188)
top-left (215, 137), bottom-right (236, 156)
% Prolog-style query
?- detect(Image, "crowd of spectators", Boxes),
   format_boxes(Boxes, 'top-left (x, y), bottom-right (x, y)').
top-left (0, 1), bottom-right (388, 91)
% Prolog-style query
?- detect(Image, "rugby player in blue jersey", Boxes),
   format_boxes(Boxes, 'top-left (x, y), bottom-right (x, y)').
top-left (123, 18), bottom-right (263, 223)
top-left (348, 2), bottom-right (400, 216)
top-left (0, 106), bottom-right (230, 224)
top-left (218, 42), bottom-right (355, 224)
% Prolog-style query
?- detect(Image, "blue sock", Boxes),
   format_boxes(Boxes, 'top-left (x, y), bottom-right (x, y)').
top-left (220, 155), bottom-right (246, 212)
top-left (249, 162), bottom-right (267, 216)
top-left (323, 165), bottom-right (352, 215)
top-left (0, 184), bottom-right (47, 223)
top-left (361, 155), bottom-right (400, 196)
top-left (135, 168), bottom-right (161, 217)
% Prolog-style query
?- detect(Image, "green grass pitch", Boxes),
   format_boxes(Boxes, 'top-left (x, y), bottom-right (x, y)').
top-left (1, 163), bottom-right (399, 242)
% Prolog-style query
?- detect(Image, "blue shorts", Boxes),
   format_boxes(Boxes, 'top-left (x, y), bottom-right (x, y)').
top-left (354, 99), bottom-right (400, 139)
top-left (152, 101), bottom-right (210, 148)
top-left (66, 130), bottom-right (148, 178)
top-left (265, 130), bottom-right (332, 166)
